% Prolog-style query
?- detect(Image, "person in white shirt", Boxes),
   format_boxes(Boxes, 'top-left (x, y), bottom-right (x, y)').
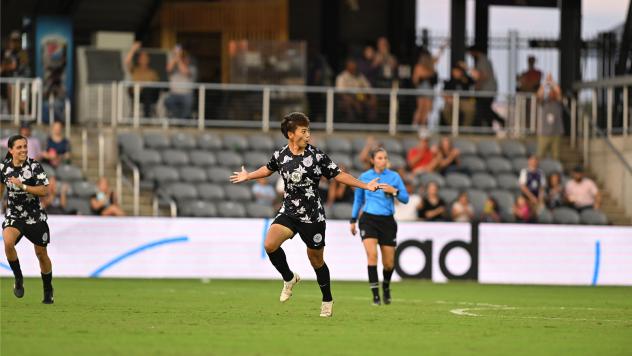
top-left (335, 58), bottom-right (377, 122)
top-left (564, 165), bottom-right (601, 211)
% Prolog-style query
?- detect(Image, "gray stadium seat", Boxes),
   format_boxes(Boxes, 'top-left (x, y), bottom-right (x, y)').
top-left (353, 155), bottom-right (368, 170)
top-left (381, 138), bottom-right (404, 155)
top-left (324, 205), bottom-right (333, 219)
top-left (471, 173), bottom-right (497, 190)
top-left (538, 208), bottom-right (554, 224)
top-left (402, 138), bottom-right (420, 153)
top-left (246, 204), bottom-right (276, 218)
top-left (41, 163), bottom-right (56, 178)
top-left (206, 167), bottom-right (232, 183)
top-left (143, 132), bottom-right (170, 149)
top-left (445, 173), bottom-right (471, 190)
top-left (332, 203), bottom-right (353, 219)
top-left (147, 165), bottom-right (179, 186)
top-left (131, 149), bottom-right (162, 167)
top-left (197, 133), bottom-right (223, 150)
top-left (189, 150), bottom-right (217, 167)
top-left (553, 207), bottom-right (581, 224)
top-left (526, 141), bottom-right (537, 156)
top-left (352, 138), bottom-right (368, 153)
top-left (466, 189), bottom-right (488, 215)
top-left (161, 149), bottom-right (190, 166)
top-left (179, 167), bottom-right (207, 183)
top-left (171, 132), bottom-right (197, 150)
top-left (489, 189), bottom-right (515, 215)
top-left (56, 164), bottom-right (84, 182)
top-left (180, 200), bottom-right (217, 217)
top-left (330, 153), bottom-right (353, 169)
top-left (117, 132), bottom-right (143, 157)
top-left (418, 172), bottom-right (445, 187)
top-left (486, 157), bottom-right (513, 175)
top-left (223, 134), bottom-right (249, 151)
top-left (248, 135), bottom-right (274, 151)
top-left (500, 140), bottom-right (527, 158)
top-left (216, 151), bottom-right (244, 168)
top-left (477, 140), bottom-right (502, 157)
top-left (512, 157), bottom-right (528, 174)
top-left (224, 185), bottom-right (253, 202)
top-left (197, 183), bottom-right (226, 201)
top-left (66, 197), bottom-right (92, 215)
top-left (325, 137), bottom-right (352, 153)
top-left (453, 139), bottom-right (477, 156)
top-left (216, 201), bottom-right (247, 218)
top-left (389, 155), bottom-right (407, 171)
top-left (244, 152), bottom-right (271, 169)
top-left (496, 173), bottom-right (520, 191)
top-left (461, 156), bottom-right (487, 173)
top-left (438, 188), bottom-right (459, 205)
top-left (580, 209), bottom-right (608, 225)
top-left (539, 158), bottom-right (564, 176)
top-left (163, 183), bottom-right (198, 203)
top-left (274, 135), bottom-right (288, 149)
top-left (71, 181), bottom-right (97, 198)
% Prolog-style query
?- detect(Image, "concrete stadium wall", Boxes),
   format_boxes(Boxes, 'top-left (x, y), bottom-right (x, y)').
top-left (589, 136), bottom-right (632, 221)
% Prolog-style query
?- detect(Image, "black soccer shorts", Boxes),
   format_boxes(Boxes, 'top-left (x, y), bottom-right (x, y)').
top-left (358, 213), bottom-right (397, 246)
top-left (272, 214), bottom-right (326, 250)
top-left (2, 219), bottom-right (51, 247)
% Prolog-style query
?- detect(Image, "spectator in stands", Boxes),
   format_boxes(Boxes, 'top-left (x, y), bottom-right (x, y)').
top-left (406, 135), bottom-right (438, 177)
top-left (41, 121), bottom-right (71, 168)
top-left (451, 192), bottom-right (474, 222)
top-left (481, 197), bottom-right (501, 223)
top-left (565, 165), bottom-right (601, 211)
top-left (166, 45), bottom-right (197, 119)
top-left (545, 172), bottom-right (564, 209)
top-left (335, 58), bottom-right (377, 122)
top-left (442, 62), bottom-right (476, 127)
top-left (536, 73), bottom-right (564, 160)
top-left (1, 31), bottom-right (30, 115)
top-left (513, 195), bottom-right (534, 223)
top-left (357, 44), bottom-right (380, 87)
top-left (40, 176), bottom-right (70, 215)
top-left (436, 136), bottom-right (461, 174)
top-left (373, 36), bottom-right (397, 88)
top-left (90, 177), bottom-right (125, 216)
top-left (394, 179), bottom-right (420, 221)
top-left (411, 48), bottom-right (439, 126)
top-left (517, 56), bottom-right (542, 93)
top-left (357, 136), bottom-right (380, 170)
top-left (124, 41), bottom-right (160, 118)
top-left (417, 181), bottom-right (446, 221)
top-left (1, 122), bottom-right (42, 160)
top-left (467, 45), bottom-right (504, 128)
top-left (518, 155), bottom-right (546, 210)
top-left (326, 165), bottom-right (355, 207)
top-left (252, 177), bottom-right (276, 206)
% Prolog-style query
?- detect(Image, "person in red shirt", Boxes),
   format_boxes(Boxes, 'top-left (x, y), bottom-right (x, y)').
top-left (406, 136), bottom-right (438, 176)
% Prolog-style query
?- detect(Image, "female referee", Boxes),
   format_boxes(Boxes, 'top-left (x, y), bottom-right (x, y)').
top-left (1, 134), bottom-right (54, 304)
top-left (230, 112), bottom-right (379, 317)
top-left (350, 147), bottom-right (408, 305)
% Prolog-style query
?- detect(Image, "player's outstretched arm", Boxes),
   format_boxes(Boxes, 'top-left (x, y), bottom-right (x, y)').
top-left (334, 172), bottom-right (379, 191)
top-left (229, 165), bottom-right (273, 184)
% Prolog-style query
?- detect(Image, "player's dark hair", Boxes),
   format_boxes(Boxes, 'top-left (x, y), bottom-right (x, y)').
top-left (369, 147), bottom-right (388, 168)
top-left (5, 135), bottom-right (26, 160)
top-left (280, 112), bottom-right (310, 139)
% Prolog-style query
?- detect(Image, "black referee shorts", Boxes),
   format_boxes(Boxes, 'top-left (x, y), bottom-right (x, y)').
top-left (272, 214), bottom-right (326, 250)
top-left (2, 219), bottom-right (51, 247)
top-left (359, 213), bottom-right (397, 246)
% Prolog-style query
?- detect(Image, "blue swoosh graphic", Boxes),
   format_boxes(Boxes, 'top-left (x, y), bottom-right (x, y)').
top-left (591, 240), bottom-right (601, 286)
top-left (261, 218), bottom-right (271, 259)
top-left (0, 262), bottom-right (11, 271)
top-left (90, 236), bottom-right (189, 278)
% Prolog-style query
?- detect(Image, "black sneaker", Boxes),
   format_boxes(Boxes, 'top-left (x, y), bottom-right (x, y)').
top-left (13, 278), bottom-right (24, 298)
top-left (383, 288), bottom-right (391, 305)
top-left (42, 288), bottom-right (54, 304)
top-left (372, 294), bottom-right (381, 306)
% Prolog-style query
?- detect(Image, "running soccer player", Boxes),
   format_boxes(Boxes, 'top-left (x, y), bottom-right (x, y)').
top-left (350, 147), bottom-right (408, 305)
top-left (1, 135), bottom-right (54, 304)
top-left (230, 112), bottom-right (379, 317)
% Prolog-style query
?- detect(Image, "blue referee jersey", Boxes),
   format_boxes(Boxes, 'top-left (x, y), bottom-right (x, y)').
top-left (351, 168), bottom-right (409, 219)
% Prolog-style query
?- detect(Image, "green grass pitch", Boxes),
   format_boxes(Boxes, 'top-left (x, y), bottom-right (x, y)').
top-left (2, 278), bottom-right (631, 355)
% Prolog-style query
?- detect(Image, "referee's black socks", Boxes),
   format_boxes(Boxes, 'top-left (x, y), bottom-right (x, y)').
top-left (368, 265), bottom-right (379, 298)
top-left (267, 248), bottom-right (294, 282)
top-left (41, 272), bottom-right (53, 291)
top-left (383, 268), bottom-right (394, 291)
top-left (315, 263), bottom-right (332, 302)
top-left (8, 259), bottom-right (23, 282)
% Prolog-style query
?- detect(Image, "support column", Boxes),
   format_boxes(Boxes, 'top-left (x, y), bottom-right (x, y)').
top-left (559, 0), bottom-right (582, 95)
top-left (474, 0), bottom-right (489, 53)
top-left (450, 0), bottom-right (466, 66)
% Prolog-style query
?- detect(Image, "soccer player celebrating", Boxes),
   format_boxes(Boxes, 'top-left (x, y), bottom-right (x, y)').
top-left (350, 147), bottom-right (408, 305)
top-left (230, 112), bottom-right (379, 317)
top-left (1, 135), bottom-right (54, 304)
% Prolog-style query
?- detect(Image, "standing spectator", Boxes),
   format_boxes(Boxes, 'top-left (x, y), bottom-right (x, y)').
top-left (411, 48), bottom-right (439, 126)
top-left (41, 121), bottom-right (71, 168)
top-left (406, 135), bottom-right (438, 176)
top-left (436, 136), bottom-right (461, 174)
top-left (124, 41), bottom-right (160, 118)
top-left (417, 181), bottom-right (446, 221)
top-left (165, 45), bottom-right (197, 119)
top-left (90, 177), bottom-right (125, 216)
top-left (2, 122), bottom-right (42, 160)
top-left (442, 62), bottom-right (476, 127)
top-left (517, 56), bottom-right (542, 93)
top-left (565, 165), bottom-right (601, 211)
top-left (481, 197), bottom-right (501, 223)
top-left (545, 172), bottom-right (564, 209)
top-left (357, 45), bottom-right (380, 87)
top-left (394, 179), bottom-right (420, 221)
top-left (467, 45), bottom-right (503, 128)
top-left (536, 73), bottom-right (564, 160)
top-left (373, 37), bottom-right (397, 88)
top-left (252, 177), bottom-right (276, 206)
top-left (518, 155), bottom-right (546, 210)
top-left (1, 31), bottom-right (30, 114)
top-left (40, 176), bottom-right (70, 215)
top-left (513, 195), bottom-right (534, 223)
top-left (451, 192), bottom-right (474, 222)
top-left (335, 58), bottom-right (377, 122)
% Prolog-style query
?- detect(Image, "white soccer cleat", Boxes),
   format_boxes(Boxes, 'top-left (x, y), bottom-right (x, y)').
top-left (279, 273), bottom-right (300, 302)
top-left (320, 301), bottom-right (333, 317)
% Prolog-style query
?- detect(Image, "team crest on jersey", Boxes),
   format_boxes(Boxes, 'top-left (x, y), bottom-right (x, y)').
top-left (302, 156), bottom-right (313, 167)
top-left (22, 169), bottom-right (32, 179)
top-left (313, 233), bottom-right (323, 243)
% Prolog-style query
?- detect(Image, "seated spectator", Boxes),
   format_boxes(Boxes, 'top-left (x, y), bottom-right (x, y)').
top-left (436, 136), bottom-right (461, 174)
top-left (565, 165), bottom-right (601, 211)
top-left (40, 176), bottom-right (71, 215)
top-left (406, 135), bottom-right (438, 177)
top-left (326, 165), bottom-right (354, 207)
top-left (481, 197), bottom-right (501, 223)
top-left (451, 192), bottom-right (474, 222)
top-left (357, 44), bottom-right (380, 87)
top-left (90, 177), bottom-right (125, 216)
top-left (166, 45), bottom-right (197, 119)
top-left (545, 172), bottom-right (564, 209)
top-left (442, 62), bottom-right (476, 127)
top-left (417, 181), bottom-right (446, 221)
top-left (252, 177), bottom-right (276, 206)
top-left (2, 122), bottom-right (42, 160)
top-left (394, 179), bottom-right (420, 221)
top-left (518, 155), bottom-right (545, 210)
top-left (335, 58), bottom-right (377, 122)
top-left (513, 195), bottom-right (534, 223)
top-left (358, 136), bottom-right (380, 170)
top-left (125, 41), bottom-right (160, 118)
top-left (41, 121), bottom-right (71, 168)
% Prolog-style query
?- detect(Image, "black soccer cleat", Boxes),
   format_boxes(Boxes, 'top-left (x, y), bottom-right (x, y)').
top-left (372, 294), bottom-right (381, 306)
top-left (383, 288), bottom-right (391, 305)
top-left (42, 288), bottom-right (54, 304)
top-left (13, 278), bottom-right (24, 298)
